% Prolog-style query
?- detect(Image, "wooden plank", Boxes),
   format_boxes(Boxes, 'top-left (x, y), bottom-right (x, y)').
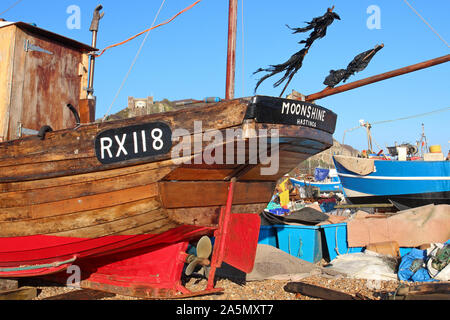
top-left (284, 282), bottom-right (360, 300)
top-left (335, 204), bottom-right (394, 209)
top-left (79, 99), bottom-right (96, 124)
top-left (0, 160), bottom-right (176, 193)
top-left (0, 198), bottom-right (162, 237)
top-left (0, 287), bottom-right (37, 300)
top-left (0, 279), bottom-right (18, 291)
top-left (51, 207), bottom-right (178, 238)
top-left (0, 184), bottom-right (159, 221)
top-left (0, 166), bottom-right (172, 208)
top-left (78, 53), bottom-right (89, 100)
top-left (163, 168), bottom-right (235, 181)
top-left (0, 98), bottom-right (248, 159)
top-left (390, 293), bottom-right (450, 300)
top-left (0, 25), bottom-right (16, 142)
top-left (396, 283), bottom-right (450, 296)
top-left (43, 289), bottom-right (115, 300)
top-left (167, 203), bottom-right (267, 226)
top-left (0, 107), bottom-right (247, 182)
top-left (159, 181), bottom-right (275, 209)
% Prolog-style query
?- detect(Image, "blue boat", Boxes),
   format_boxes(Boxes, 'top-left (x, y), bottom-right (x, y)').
top-left (332, 155), bottom-right (450, 209)
top-left (291, 168), bottom-right (344, 193)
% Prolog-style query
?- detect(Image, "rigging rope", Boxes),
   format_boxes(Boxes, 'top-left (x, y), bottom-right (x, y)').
top-left (343, 106), bottom-right (450, 143)
top-left (95, 0), bottom-right (203, 58)
top-left (402, 0), bottom-right (450, 48)
top-left (371, 106), bottom-right (450, 125)
top-left (102, 0), bottom-right (167, 122)
top-left (0, 0), bottom-right (25, 16)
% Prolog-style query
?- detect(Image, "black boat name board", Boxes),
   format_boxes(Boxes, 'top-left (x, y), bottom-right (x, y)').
top-left (246, 95), bottom-right (337, 134)
top-left (95, 122), bottom-right (172, 164)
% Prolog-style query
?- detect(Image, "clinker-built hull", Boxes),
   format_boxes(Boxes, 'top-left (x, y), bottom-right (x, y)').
top-left (0, 96), bottom-right (337, 298)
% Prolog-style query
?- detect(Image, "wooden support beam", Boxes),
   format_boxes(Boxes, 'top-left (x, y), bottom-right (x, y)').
top-left (0, 279), bottom-right (18, 291)
top-left (397, 282), bottom-right (450, 296)
top-left (335, 203), bottom-right (394, 209)
top-left (43, 289), bottom-right (115, 300)
top-left (0, 287), bottom-right (37, 300)
top-left (284, 282), bottom-right (364, 300)
top-left (79, 99), bottom-right (96, 124)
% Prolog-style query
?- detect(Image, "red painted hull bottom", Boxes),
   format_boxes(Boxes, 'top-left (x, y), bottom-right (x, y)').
top-left (0, 216), bottom-right (261, 299)
top-left (0, 226), bottom-right (222, 298)
top-left (0, 181), bottom-right (262, 298)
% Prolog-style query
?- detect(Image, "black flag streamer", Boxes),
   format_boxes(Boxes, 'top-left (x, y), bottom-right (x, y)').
top-left (323, 44), bottom-right (384, 87)
top-left (253, 7), bottom-right (340, 96)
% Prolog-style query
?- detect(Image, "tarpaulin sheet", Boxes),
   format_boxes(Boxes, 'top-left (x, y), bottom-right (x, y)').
top-left (314, 168), bottom-right (330, 181)
top-left (347, 204), bottom-right (450, 248)
top-left (333, 155), bottom-right (375, 176)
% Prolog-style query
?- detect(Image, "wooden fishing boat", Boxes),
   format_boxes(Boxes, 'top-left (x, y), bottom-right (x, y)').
top-left (333, 154), bottom-right (450, 210)
top-left (0, 6), bottom-right (337, 298)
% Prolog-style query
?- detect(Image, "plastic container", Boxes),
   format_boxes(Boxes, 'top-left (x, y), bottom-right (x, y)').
top-left (268, 208), bottom-right (290, 216)
top-left (258, 225), bottom-right (278, 248)
top-left (274, 225), bottom-right (322, 263)
top-left (429, 145), bottom-right (442, 153)
top-left (321, 223), bottom-right (363, 262)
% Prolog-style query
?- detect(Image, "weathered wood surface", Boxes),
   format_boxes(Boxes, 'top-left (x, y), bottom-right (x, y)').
top-left (0, 279), bottom-right (18, 291)
top-left (0, 25), bottom-right (15, 143)
top-left (284, 282), bottom-right (361, 300)
top-left (159, 181), bottom-right (275, 209)
top-left (0, 24), bottom-right (87, 142)
top-left (0, 287), bottom-right (38, 300)
top-left (0, 97), bottom-right (334, 241)
top-left (390, 293), bottom-right (450, 300)
top-left (167, 203), bottom-right (268, 227)
top-left (0, 167), bottom-right (171, 208)
top-left (396, 282), bottom-right (450, 296)
top-left (43, 288), bottom-right (116, 300)
top-left (0, 99), bottom-right (248, 182)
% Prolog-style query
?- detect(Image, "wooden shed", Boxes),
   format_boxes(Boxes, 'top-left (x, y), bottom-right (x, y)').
top-left (0, 21), bottom-right (96, 142)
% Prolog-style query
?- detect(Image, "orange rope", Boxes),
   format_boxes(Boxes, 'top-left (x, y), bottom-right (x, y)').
top-left (95, 0), bottom-right (203, 57)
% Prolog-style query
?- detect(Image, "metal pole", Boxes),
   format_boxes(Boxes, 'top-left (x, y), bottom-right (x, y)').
top-left (88, 30), bottom-right (98, 99)
top-left (225, 0), bottom-right (238, 100)
top-left (87, 5), bottom-right (104, 99)
top-left (305, 54), bottom-right (450, 102)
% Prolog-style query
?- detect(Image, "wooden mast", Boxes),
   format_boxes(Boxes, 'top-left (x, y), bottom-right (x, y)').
top-left (304, 54), bottom-right (450, 102)
top-left (225, 0), bottom-right (238, 100)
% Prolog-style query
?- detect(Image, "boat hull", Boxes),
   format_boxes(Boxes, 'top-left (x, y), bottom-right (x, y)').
top-left (333, 155), bottom-right (450, 209)
top-left (290, 178), bottom-right (343, 193)
top-left (0, 96), bottom-right (337, 297)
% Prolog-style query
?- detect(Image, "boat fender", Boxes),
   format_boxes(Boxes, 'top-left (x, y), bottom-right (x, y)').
top-left (37, 126), bottom-right (53, 140)
top-left (66, 104), bottom-right (81, 126)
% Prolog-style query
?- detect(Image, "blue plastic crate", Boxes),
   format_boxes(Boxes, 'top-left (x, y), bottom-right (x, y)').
top-left (258, 225), bottom-right (278, 248)
top-left (321, 223), bottom-right (415, 261)
top-left (274, 225), bottom-right (322, 263)
top-left (321, 223), bottom-right (363, 262)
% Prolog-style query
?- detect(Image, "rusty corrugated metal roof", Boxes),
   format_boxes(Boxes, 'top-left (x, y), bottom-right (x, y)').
top-left (0, 21), bottom-right (97, 52)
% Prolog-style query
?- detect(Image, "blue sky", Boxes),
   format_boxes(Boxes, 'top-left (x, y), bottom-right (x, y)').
top-left (2, 0), bottom-right (449, 152)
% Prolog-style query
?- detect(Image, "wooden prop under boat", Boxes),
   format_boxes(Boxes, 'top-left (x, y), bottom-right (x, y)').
top-left (0, 93), bottom-right (337, 298)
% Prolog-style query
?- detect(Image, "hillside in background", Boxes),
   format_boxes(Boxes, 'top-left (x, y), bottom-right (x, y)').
top-left (293, 139), bottom-right (360, 176)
